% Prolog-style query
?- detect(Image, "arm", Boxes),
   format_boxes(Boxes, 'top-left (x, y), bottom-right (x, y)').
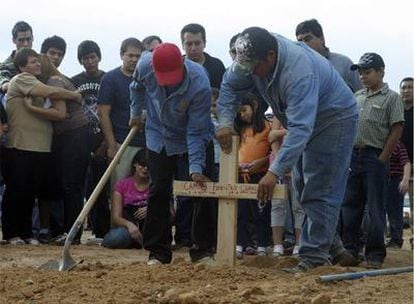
top-left (111, 191), bottom-right (142, 242)
top-left (98, 104), bottom-right (119, 159)
top-left (29, 82), bottom-right (82, 103)
top-left (400, 162), bottom-right (411, 193)
top-left (269, 116), bottom-right (287, 154)
top-left (129, 65), bottom-right (146, 130)
top-left (24, 96), bottom-right (66, 121)
top-left (379, 123), bottom-right (404, 163)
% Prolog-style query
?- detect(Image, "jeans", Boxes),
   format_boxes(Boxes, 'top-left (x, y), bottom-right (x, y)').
top-left (386, 175), bottom-right (404, 246)
top-left (292, 115), bottom-right (357, 267)
top-left (342, 147), bottom-right (388, 263)
top-left (102, 227), bottom-right (141, 249)
top-left (143, 142), bottom-right (217, 263)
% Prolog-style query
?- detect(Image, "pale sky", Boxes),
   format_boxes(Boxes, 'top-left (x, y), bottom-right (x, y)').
top-left (1, 0), bottom-right (413, 91)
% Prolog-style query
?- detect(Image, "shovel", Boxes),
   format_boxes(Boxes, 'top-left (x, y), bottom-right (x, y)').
top-left (39, 126), bottom-right (138, 271)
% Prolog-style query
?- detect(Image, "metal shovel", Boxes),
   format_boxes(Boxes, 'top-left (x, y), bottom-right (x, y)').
top-left (39, 126), bottom-right (138, 271)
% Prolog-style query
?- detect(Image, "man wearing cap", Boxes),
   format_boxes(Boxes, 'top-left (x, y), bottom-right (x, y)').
top-left (341, 53), bottom-right (404, 268)
top-left (129, 43), bottom-right (216, 265)
top-left (216, 27), bottom-right (358, 272)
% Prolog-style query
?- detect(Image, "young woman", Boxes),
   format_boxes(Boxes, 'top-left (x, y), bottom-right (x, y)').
top-left (102, 149), bottom-right (149, 249)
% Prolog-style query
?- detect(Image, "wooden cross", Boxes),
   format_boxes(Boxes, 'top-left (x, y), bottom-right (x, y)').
top-left (173, 136), bottom-right (286, 266)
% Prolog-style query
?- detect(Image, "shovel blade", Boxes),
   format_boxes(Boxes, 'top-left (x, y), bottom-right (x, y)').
top-left (38, 255), bottom-right (83, 271)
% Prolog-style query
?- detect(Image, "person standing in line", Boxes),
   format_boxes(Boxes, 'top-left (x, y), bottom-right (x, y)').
top-left (216, 27), bottom-right (358, 272)
top-left (129, 43), bottom-right (216, 265)
top-left (40, 35), bottom-right (66, 68)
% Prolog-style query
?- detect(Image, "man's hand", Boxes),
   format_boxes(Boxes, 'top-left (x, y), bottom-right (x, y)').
top-left (1, 82), bottom-right (9, 93)
top-left (133, 206), bottom-right (147, 221)
top-left (74, 91), bottom-right (83, 103)
top-left (126, 222), bottom-right (142, 244)
top-left (191, 173), bottom-right (212, 189)
top-left (129, 117), bottom-right (143, 132)
top-left (215, 127), bottom-right (236, 154)
top-left (257, 171), bottom-right (278, 201)
top-left (106, 142), bottom-right (120, 160)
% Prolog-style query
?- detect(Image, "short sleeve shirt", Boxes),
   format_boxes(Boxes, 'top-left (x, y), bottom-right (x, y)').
top-left (5, 72), bottom-right (53, 152)
top-left (114, 177), bottom-right (148, 207)
top-left (354, 84), bottom-right (404, 149)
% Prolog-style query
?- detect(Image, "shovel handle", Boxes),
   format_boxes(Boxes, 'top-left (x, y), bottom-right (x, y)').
top-left (66, 126), bottom-right (139, 241)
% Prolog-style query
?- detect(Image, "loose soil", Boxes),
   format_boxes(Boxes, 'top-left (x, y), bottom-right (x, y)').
top-left (0, 234), bottom-right (412, 304)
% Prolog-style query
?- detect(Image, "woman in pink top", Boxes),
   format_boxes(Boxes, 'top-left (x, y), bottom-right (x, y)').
top-left (102, 149), bottom-right (149, 249)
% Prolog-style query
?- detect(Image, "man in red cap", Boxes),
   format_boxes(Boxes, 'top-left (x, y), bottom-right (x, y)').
top-left (129, 43), bottom-right (216, 265)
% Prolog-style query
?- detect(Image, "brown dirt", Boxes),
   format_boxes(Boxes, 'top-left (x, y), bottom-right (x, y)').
top-left (0, 237), bottom-right (412, 304)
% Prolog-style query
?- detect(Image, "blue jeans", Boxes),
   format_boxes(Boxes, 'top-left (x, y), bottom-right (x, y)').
top-left (386, 175), bottom-right (404, 246)
top-left (102, 227), bottom-right (140, 249)
top-left (292, 115), bottom-right (357, 267)
top-left (342, 147), bottom-right (388, 263)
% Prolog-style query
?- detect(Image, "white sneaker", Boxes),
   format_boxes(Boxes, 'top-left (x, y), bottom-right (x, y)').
top-left (147, 259), bottom-right (162, 266)
top-left (24, 238), bottom-right (40, 246)
top-left (236, 245), bottom-right (243, 259)
top-left (8, 237), bottom-right (25, 245)
top-left (292, 245), bottom-right (300, 256)
top-left (257, 246), bottom-right (267, 256)
top-left (272, 244), bottom-right (284, 257)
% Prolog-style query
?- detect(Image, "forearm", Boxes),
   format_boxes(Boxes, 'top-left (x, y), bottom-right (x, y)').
top-left (48, 87), bottom-right (80, 101)
top-left (402, 163), bottom-right (412, 182)
top-left (380, 124), bottom-right (404, 161)
top-left (99, 113), bottom-right (117, 146)
top-left (27, 106), bottom-right (65, 121)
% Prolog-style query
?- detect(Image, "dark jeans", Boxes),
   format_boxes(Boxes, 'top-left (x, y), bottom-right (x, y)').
top-left (54, 125), bottom-right (92, 239)
top-left (143, 142), bottom-right (217, 263)
top-left (386, 175), bottom-right (404, 246)
top-left (1, 148), bottom-right (51, 240)
top-left (342, 147), bottom-right (388, 263)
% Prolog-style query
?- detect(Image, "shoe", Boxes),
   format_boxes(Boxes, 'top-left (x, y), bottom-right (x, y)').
top-left (283, 262), bottom-right (311, 274)
top-left (272, 244), bottom-right (284, 257)
top-left (257, 250), bottom-right (267, 257)
top-left (38, 233), bottom-right (52, 244)
top-left (193, 255), bottom-right (215, 266)
top-left (172, 241), bottom-right (192, 251)
top-left (8, 237), bottom-right (25, 245)
top-left (386, 241), bottom-right (402, 249)
top-left (366, 260), bottom-right (383, 269)
top-left (236, 250), bottom-right (244, 260)
top-left (332, 251), bottom-right (360, 267)
top-left (147, 259), bottom-right (162, 266)
top-left (24, 238), bottom-right (40, 246)
top-left (244, 246), bottom-right (257, 255)
top-left (85, 237), bottom-right (103, 246)
top-left (292, 246), bottom-right (300, 256)
top-left (51, 234), bottom-right (81, 246)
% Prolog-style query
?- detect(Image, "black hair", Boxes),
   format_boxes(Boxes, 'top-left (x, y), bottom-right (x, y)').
top-left (229, 33), bottom-right (240, 50)
top-left (295, 19), bottom-right (324, 38)
top-left (143, 35), bottom-right (163, 50)
top-left (41, 35), bottom-right (66, 55)
top-left (238, 27), bottom-right (278, 61)
top-left (400, 77), bottom-right (414, 87)
top-left (120, 38), bottom-right (143, 55)
top-left (130, 148), bottom-right (148, 176)
top-left (13, 48), bottom-right (39, 69)
top-left (234, 92), bottom-right (265, 136)
top-left (180, 23), bottom-right (206, 43)
top-left (77, 40), bottom-right (102, 63)
top-left (211, 87), bottom-right (220, 100)
top-left (12, 21), bottom-right (32, 39)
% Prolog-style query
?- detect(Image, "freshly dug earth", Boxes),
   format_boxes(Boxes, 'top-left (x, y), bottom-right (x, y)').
top-left (0, 240), bottom-right (412, 304)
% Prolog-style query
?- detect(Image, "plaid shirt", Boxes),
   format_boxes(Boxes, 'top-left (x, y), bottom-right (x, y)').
top-left (0, 52), bottom-right (19, 88)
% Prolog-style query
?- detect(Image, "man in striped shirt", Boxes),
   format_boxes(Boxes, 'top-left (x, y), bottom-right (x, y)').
top-left (341, 53), bottom-right (405, 269)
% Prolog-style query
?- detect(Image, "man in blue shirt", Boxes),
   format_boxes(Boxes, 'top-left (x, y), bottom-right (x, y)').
top-left (216, 27), bottom-right (358, 272)
top-left (129, 43), bottom-right (216, 265)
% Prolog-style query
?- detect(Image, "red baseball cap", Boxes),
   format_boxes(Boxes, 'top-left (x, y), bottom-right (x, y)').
top-left (152, 43), bottom-right (184, 86)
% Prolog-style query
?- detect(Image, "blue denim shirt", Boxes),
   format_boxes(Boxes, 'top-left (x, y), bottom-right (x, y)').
top-left (130, 52), bottom-right (213, 174)
top-left (217, 34), bottom-right (357, 177)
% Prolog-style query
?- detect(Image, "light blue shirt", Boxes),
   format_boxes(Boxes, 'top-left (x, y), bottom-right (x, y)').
top-left (130, 52), bottom-right (213, 174)
top-left (217, 34), bottom-right (357, 177)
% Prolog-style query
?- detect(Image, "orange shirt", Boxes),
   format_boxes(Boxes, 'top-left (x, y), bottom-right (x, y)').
top-left (239, 121), bottom-right (271, 171)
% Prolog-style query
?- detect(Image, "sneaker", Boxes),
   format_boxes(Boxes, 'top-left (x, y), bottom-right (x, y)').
top-left (51, 234), bottom-right (81, 246)
top-left (193, 255), bottom-right (215, 266)
top-left (236, 250), bottom-right (244, 260)
top-left (244, 246), bottom-right (257, 255)
top-left (257, 247), bottom-right (267, 256)
top-left (283, 262), bottom-right (311, 274)
top-left (292, 246), bottom-right (300, 256)
top-left (8, 237), bottom-right (25, 245)
top-left (38, 233), bottom-right (52, 244)
top-left (386, 241), bottom-right (402, 249)
top-left (366, 260), bottom-right (383, 269)
top-left (272, 244), bottom-right (284, 257)
top-left (85, 237), bottom-right (103, 246)
top-left (24, 238), bottom-right (40, 246)
top-left (147, 259), bottom-right (162, 266)
top-left (332, 251), bottom-right (360, 267)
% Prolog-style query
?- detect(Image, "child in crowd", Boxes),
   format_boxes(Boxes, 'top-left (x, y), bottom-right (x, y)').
top-left (235, 93), bottom-right (272, 258)
top-left (385, 141), bottom-right (411, 248)
top-left (268, 116), bottom-right (304, 256)
top-left (102, 149), bottom-right (149, 249)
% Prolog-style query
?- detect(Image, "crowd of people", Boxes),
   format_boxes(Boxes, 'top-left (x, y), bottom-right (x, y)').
top-left (0, 19), bottom-right (412, 273)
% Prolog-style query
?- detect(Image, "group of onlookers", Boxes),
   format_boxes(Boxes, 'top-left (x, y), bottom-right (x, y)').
top-left (0, 19), bottom-right (412, 272)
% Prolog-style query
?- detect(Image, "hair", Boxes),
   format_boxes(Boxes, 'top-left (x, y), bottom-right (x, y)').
top-left (130, 148), bottom-right (148, 176)
top-left (400, 77), bottom-right (414, 87)
top-left (40, 35), bottom-right (66, 55)
top-left (13, 48), bottom-right (39, 69)
top-left (180, 23), bottom-right (206, 43)
top-left (238, 27), bottom-right (278, 61)
top-left (295, 19), bottom-right (324, 38)
top-left (120, 38), bottom-right (143, 55)
top-left (211, 87), bottom-right (220, 100)
top-left (229, 33), bottom-right (240, 50)
top-left (77, 40), bottom-right (102, 63)
top-left (143, 35), bottom-right (163, 50)
top-left (12, 21), bottom-right (33, 39)
top-left (234, 92), bottom-right (265, 136)
top-left (38, 54), bottom-right (61, 83)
